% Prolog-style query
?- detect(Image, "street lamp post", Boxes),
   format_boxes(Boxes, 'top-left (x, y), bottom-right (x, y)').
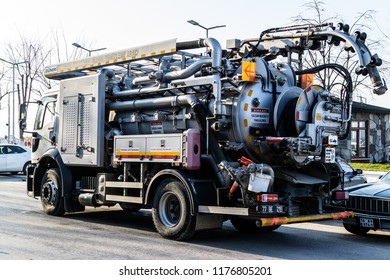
top-left (0, 58), bottom-right (28, 143)
top-left (72, 43), bottom-right (107, 57)
top-left (187, 20), bottom-right (226, 52)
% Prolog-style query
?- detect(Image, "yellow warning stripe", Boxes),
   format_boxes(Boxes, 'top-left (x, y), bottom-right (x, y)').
top-left (116, 151), bottom-right (144, 157)
top-left (44, 39), bottom-right (177, 79)
top-left (259, 211), bottom-right (355, 227)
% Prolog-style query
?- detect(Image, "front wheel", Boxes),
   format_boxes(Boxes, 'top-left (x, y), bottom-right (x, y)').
top-left (152, 179), bottom-right (196, 241)
top-left (40, 168), bottom-right (65, 216)
top-left (343, 222), bottom-right (370, 236)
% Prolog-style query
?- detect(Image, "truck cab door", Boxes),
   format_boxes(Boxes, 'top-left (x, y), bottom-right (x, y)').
top-left (32, 95), bottom-right (57, 162)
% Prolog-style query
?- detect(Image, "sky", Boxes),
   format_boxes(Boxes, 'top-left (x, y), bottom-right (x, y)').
top-left (0, 0), bottom-right (389, 140)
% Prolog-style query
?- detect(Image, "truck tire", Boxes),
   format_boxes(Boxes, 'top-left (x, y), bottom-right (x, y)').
top-left (40, 168), bottom-right (65, 216)
top-left (343, 222), bottom-right (370, 236)
top-left (152, 179), bottom-right (196, 241)
top-left (230, 217), bottom-right (280, 233)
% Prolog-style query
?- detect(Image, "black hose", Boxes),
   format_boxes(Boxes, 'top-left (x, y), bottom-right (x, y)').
top-left (176, 39), bottom-right (207, 51)
top-left (296, 64), bottom-right (353, 96)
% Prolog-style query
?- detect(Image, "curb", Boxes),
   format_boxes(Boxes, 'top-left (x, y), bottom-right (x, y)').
top-left (362, 170), bottom-right (387, 176)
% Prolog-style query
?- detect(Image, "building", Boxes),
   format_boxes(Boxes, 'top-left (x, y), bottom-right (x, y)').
top-left (338, 102), bottom-right (390, 163)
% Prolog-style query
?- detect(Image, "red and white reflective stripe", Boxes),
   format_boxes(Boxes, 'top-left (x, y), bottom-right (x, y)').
top-left (265, 137), bottom-right (284, 143)
top-left (257, 194), bottom-right (278, 203)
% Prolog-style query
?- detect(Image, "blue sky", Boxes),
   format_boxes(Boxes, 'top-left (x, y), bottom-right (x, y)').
top-left (0, 0), bottom-right (389, 139)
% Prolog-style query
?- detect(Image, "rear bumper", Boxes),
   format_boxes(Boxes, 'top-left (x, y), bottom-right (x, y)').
top-left (257, 211), bottom-right (355, 227)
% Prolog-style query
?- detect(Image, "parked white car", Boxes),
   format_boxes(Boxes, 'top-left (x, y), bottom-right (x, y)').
top-left (0, 144), bottom-right (31, 175)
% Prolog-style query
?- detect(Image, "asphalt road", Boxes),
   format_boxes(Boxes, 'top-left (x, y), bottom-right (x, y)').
top-left (0, 173), bottom-right (389, 260)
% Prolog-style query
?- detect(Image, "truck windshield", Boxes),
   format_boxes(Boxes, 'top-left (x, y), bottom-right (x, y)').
top-left (34, 96), bottom-right (57, 130)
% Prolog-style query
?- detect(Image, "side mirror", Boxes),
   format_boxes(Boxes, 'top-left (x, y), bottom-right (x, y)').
top-left (355, 169), bottom-right (363, 175)
top-left (19, 103), bottom-right (28, 131)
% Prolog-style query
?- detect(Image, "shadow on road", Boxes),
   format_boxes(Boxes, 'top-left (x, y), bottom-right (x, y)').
top-left (61, 208), bottom-right (390, 260)
top-left (64, 208), bottom-right (156, 232)
top-left (0, 173), bottom-right (26, 181)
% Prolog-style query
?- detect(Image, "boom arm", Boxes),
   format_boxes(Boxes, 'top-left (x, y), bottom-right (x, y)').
top-left (249, 23), bottom-right (387, 95)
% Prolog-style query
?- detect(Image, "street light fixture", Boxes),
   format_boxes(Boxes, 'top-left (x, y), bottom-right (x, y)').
top-left (72, 42), bottom-right (107, 57)
top-left (0, 58), bottom-right (28, 143)
top-left (187, 20), bottom-right (226, 53)
top-left (187, 20), bottom-right (226, 38)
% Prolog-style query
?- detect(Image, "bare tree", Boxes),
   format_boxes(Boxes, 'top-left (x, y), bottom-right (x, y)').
top-left (3, 36), bottom-right (51, 140)
top-left (1, 26), bottom-right (90, 141)
top-left (0, 67), bottom-right (8, 106)
top-left (43, 26), bottom-right (89, 90)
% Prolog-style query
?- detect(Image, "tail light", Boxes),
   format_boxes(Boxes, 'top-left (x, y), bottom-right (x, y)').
top-left (257, 193), bottom-right (278, 203)
top-left (332, 190), bottom-right (349, 200)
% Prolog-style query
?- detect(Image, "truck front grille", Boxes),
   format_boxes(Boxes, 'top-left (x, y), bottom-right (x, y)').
top-left (81, 176), bottom-right (97, 191)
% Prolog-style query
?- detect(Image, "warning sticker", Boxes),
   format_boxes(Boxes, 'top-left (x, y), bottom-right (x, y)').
top-left (325, 147), bottom-right (336, 163)
top-left (251, 108), bottom-right (269, 124)
top-left (151, 121), bottom-right (163, 134)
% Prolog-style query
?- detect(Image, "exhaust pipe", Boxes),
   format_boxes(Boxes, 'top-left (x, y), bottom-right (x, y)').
top-left (78, 193), bottom-right (100, 207)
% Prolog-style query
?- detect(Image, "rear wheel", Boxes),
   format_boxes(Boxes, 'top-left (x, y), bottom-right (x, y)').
top-left (40, 168), bottom-right (65, 216)
top-left (343, 222), bottom-right (370, 236)
top-left (152, 178), bottom-right (196, 241)
top-left (230, 217), bottom-right (281, 233)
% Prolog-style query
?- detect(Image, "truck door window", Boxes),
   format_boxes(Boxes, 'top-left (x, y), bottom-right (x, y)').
top-left (34, 100), bottom-right (56, 130)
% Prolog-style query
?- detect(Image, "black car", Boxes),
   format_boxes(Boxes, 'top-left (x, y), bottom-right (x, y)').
top-left (336, 157), bottom-right (367, 187)
top-left (343, 170), bottom-right (390, 235)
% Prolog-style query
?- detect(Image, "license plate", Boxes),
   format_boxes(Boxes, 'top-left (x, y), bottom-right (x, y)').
top-left (257, 205), bottom-right (284, 214)
top-left (359, 218), bottom-right (374, 228)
